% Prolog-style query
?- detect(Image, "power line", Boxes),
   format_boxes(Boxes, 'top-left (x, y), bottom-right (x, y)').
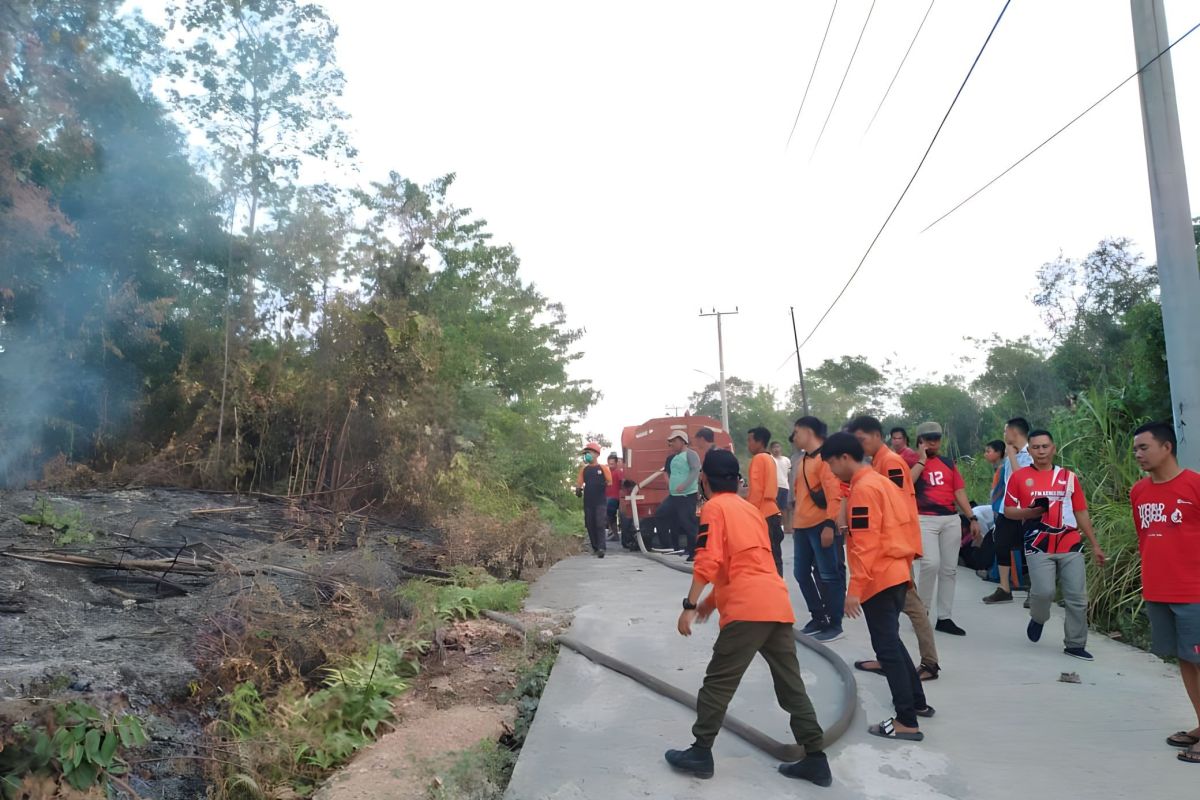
top-left (922, 17), bottom-right (1200, 233)
top-left (865, 0), bottom-right (936, 135)
top-left (798, 0), bottom-right (1013, 351)
top-left (811, 0), bottom-right (877, 159)
top-left (785, 0), bottom-right (840, 150)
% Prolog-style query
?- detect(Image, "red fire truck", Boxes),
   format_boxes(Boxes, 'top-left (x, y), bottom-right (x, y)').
top-left (615, 415), bottom-right (733, 549)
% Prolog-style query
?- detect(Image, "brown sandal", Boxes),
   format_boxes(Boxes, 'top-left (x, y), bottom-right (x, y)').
top-left (917, 663), bottom-right (940, 681)
top-left (1167, 731), bottom-right (1200, 748)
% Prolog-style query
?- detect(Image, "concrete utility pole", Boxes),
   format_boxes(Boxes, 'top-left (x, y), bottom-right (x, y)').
top-left (1131, 0), bottom-right (1200, 469)
top-left (699, 307), bottom-right (738, 433)
top-left (790, 306), bottom-right (810, 416)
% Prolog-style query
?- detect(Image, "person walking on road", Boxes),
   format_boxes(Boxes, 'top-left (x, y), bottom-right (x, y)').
top-left (1005, 430), bottom-right (1106, 661)
top-left (747, 426), bottom-right (785, 576)
top-left (822, 432), bottom-right (933, 742)
top-left (665, 449), bottom-right (832, 787)
top-left (911, 422), bottom-right (980, 636)
top-left (576, 442), bottom-right (612, 557)
top-left (661, 430), bottom-right (702, 560)
top-left (983, 418), bottom-right (1034, 605)
top-left (605, 452), bottom-right (625, 541)
top-left (846, 416), bottom-right (942, 681)
top-left (1130, 421), bottom-right (1200, 764)
top-left (791, 416), bottom-right (847, 643)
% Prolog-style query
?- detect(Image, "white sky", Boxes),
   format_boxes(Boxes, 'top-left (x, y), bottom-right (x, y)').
top-left (138, 0), bottom-right (1200, 444)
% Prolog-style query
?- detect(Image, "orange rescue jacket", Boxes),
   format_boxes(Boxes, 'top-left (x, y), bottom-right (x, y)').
top-left (746, 452), bottom-right (781, 519)
top-left (870, 445), bottom-right (923, 558)
top-left (846, 468), bottom-right (917, 602)
top-left (792, 453), bottom-right (841, 530)
top-left (693, 492), bottom-right (794, 627)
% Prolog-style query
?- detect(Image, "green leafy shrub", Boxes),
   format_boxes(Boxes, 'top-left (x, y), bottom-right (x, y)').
top-left (0, 702), bottom-right (147, 797)
top-left (395, 575), bottom-right (528, 632)
top-left (426, 740), bottom-right (514, 800)
top-left (18, 497), bottom-right (95, 545)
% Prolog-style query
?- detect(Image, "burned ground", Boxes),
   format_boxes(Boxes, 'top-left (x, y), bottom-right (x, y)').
top-left (0, 488), bottom-right (443, 798)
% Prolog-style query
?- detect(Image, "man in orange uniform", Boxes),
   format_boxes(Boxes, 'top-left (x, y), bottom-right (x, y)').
top-left (666, 449), bottom-right (831, 787)
top-left (846, 416), bottom-right (941, 680)
top-left (791, 416), bottom-right (846, 643)
top-left (822, 432), bottom-right (933, 741)
top-left (746, 426), bottom-right (784, 576)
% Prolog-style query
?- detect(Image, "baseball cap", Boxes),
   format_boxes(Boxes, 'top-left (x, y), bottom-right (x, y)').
top-left (666, 430), bottom-right (690, 444)
top-left (915, 421), bottom-right (943, 438)
top-left (702, 448), bottom-right (740, 479)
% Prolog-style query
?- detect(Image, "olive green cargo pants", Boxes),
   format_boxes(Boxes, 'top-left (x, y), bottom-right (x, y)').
top-left (692, 620), bottom-right (824, 753)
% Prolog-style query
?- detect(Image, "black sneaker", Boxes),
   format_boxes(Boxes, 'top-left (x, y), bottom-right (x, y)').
top-left (778, 751), bottom-right (832, 787)
top-left (935, 619), bottom-right (966, 636)
top-left (598, 550), bottom-right (605, 558)
top-left (1023, 597), bottom-right (1031, 609)
top-left (665, 745), bottom-right (714, 779)
top-left (799, 617), bottom-right (827, 636)
top-left (1027, 619), bottom-right (1044, 642)
top-left (1064, 647), bottom-right (1094, 661)
top-left (982, 588), bottom-right (1013, 604)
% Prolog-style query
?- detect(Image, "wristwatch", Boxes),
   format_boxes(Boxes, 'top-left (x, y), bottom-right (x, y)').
top-left (682, 598), bottom-right (698, 610)
top-left (967, 516), bottom-right (978, 522)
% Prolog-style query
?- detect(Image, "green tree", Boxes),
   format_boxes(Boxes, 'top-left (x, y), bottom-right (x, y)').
top-left (899, 381), bottom-right (982, 457)
top-left (166, 0), bottom-right (355, 471)
top-left (970, 336), bottom-right (1063, 427)
top-left (788, 355), bottom-right (886, 427)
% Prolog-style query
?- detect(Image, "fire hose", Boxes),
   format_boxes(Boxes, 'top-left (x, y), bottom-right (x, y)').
top-left (484, 472), bottom-right (859, 762)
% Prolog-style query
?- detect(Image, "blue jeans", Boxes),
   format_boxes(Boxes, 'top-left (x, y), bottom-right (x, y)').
top-left (792, 524), bottom-right (846, 628)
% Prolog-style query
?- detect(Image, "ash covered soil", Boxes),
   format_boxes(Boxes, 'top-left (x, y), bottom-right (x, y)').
top-left (0, 487), bottom-right (442, 798)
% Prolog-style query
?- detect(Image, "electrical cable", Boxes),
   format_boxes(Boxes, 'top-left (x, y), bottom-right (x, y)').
top-left (811, 0), bottom-right (877, 158)
top-left (798, 0), bottom-right (1013, 351)
top-left (785, 0), bottom-right (840, 150)
top-left (922, 18), bottom-right (1200, 233)
top-left (865, 0), bottom-right (936, 134)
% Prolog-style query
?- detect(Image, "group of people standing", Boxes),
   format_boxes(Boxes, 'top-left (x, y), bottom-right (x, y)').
top-left (631, 411), bottom-right (1200, 785)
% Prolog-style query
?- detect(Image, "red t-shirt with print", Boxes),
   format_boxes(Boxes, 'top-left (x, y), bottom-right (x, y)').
top-left (1130, 469), bottom-right (1200, 603)
top-left (915, 456), bottom-right (964, 516)
top-left (1005, 465), bottom-right (1087, 554)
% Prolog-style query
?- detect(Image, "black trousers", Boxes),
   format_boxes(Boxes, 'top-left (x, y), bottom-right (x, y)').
top-left (583, 503), bottom-right (607, 552)
top-left (862, 582), bottom-right (926, 728)
top-left (660, 493), bottom-right (699, 554)
top-left (766, 513), bottom-right (785, 576)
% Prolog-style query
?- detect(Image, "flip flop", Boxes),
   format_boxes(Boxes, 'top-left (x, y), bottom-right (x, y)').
top-left (1178, 747), bottom-right (1200, 764)
top-left (868, 718), bottom-right (924, 742)
top-left (854, 660), bottom-right (886, 675)
top-left (1167, 731), bottom-right (1200, 748)
top-left (916, 705), bottom-right (936, 719)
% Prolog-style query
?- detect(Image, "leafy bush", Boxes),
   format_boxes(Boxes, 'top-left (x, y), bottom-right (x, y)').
top-left (0, 702), bottom-right (147, 797)
top-left (395, 575), bottom-right (528, 634)
top-left (211, 642), bottom-right (423, 796)
top-left (426, 740), bottom-right (514, 800)
top-left (18, 497), bottom-right (95, 545)
top-left (1053, 386), bottom-right (1151, 647)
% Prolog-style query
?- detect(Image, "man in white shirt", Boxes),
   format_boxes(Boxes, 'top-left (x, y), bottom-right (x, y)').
top-left (770, 440), bottom-right (791, 514)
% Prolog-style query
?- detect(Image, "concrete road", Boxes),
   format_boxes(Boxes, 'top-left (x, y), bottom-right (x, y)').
top-left (505, 548), bottom-right (1195, 800)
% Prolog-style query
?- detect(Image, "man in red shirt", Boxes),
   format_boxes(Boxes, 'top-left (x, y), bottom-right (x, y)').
top-left (911, 422), bottom-right (980, 636)
top-left (1005, 430), bottom-right (1106, 660)
top-left (666, 449), bottom-right (831, 787)
top-left (1130, 421), bottom-right (1200, 764)
top-left (605, 452), bottom-right (625, 540)
top-left (890, 426), bottom-right (920, 468)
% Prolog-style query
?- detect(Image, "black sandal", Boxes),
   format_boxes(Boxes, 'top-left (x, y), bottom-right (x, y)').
top-left (1168, 731), bottom-right (1200, 748)
top-left (868, 718), bottom-right (924, 742)
top-left (1178, 747), bottom-right (1200, 764)
top-left (854, 660), bottom-right (886, 675)
top-left (916, 705), bottom-right (936, 719)
top-left (917, 663), bottom-right (940, 681)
